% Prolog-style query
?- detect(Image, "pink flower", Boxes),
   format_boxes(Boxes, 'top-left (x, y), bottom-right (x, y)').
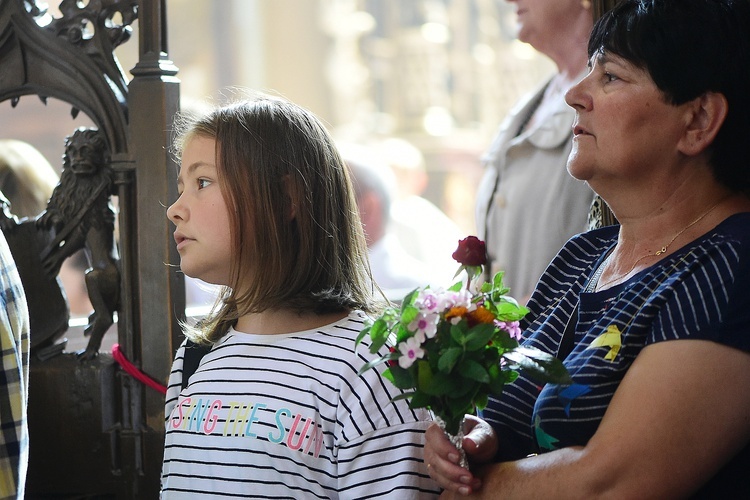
top-left (408, 312), bottom-right (439, 341)
top-left (497, 320), bottom-right (522, 341)
top-left (398, 336), bottom-right (425, 369)
top-left (415, 289), bottom-right (442, 313)
top-left (438, 289), bottom-right (472, 311)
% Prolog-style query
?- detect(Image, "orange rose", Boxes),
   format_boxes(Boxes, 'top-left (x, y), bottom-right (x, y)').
top-left (467, 306), bottom-right (495, 326)
top-left (444, 306), bottom-right (468, 322)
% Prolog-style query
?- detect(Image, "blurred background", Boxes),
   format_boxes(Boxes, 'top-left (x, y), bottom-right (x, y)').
top-left (0, 0), bottom-right (553, 236)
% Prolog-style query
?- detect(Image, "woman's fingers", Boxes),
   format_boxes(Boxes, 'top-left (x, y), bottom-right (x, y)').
top-left (462, 415), bottom-right (499, 463)
top-left (425, 422), bottom-right (482, 494)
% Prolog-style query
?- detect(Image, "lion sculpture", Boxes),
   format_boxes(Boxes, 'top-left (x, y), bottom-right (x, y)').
top-left (36, 127), bottom-right (121, 360)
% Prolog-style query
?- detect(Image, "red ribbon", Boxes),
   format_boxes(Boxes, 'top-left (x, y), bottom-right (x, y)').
top-left (111, 343), bottom-right (167, 395)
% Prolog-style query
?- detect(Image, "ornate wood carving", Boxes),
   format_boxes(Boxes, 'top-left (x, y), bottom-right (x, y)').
top-left (0, 0), bottom-right (136, 154)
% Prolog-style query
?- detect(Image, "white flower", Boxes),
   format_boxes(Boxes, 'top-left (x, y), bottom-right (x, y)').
top-left (415, 288), bottom-right (443, 313)
top-left (438, 288), bottom-right (473, 311)
top-left (408, 312), bottom-right (439, 340)
top-left (398, 336), bottom-right (425, 369)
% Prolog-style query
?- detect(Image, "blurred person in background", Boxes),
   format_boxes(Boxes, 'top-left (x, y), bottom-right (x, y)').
top-left (475, 0), bottom-right (597, 303)
top-left (342, 142), bottom-right (436, 301)
top-left (381, 137), bottom-right (463, 288)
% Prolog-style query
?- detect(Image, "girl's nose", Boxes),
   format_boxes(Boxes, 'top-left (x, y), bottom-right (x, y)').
top-left (166, 196), bottom-right (184, 223)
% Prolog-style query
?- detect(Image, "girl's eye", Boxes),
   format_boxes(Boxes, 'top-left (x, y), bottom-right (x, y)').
top-left (603, 71), bottom-right (619, 83)
top-left (197, 178), bottom-right (212, 189)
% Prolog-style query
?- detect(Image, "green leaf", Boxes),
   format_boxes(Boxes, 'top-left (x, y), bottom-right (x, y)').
top-left (450, 322), bottom-right (467, 344)
top-left (357, 355), bottom-right (391, 376)
top-left (416, 360), bottom-right (434, 392)
top-left (448, 280), bottom-right (463, 292)
top-left (355, 325), bottom-right (370, 347)
top-left (390, 391), bottom-right (415, 403)
top-left (492, 301), bottom-right (529, 321)
top-left (400, 304), bottom-right (419, 326)
top-left (503, 346), bottom-right (573, 385)
top-left (494, 330), bottom-right (520, 350)
top-left (475, 392), bottom-right (489, 411)
top-left (368, 318), bottom-right (390, 353)
top-left (408, 390), bottom-right (432, 409)
top-left (465, 324), bottom-right (496, 351)
top-left (394, 323), bottom-right (412, 344)
top-left (429, 372), bottom-right (464, 396)
top-left (492, 271), bottom-right (507, 289)
top-left (452, 265), bottom-right (466, 280)
top-left (437, 347), bottom-right (463, 373)
top-left (458, 358), bottom-right (490, 383)
top-left (401, 288), bottom-right (420, 308)
top-left (387, 365), bottom-right (416, 389)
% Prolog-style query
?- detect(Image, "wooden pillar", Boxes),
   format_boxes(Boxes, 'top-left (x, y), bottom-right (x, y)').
top-left (120, 0), bottom-right (184, 491)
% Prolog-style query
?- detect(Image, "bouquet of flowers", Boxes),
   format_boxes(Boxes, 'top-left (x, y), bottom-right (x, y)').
top-left (357, 236), bottom-right (571, 463)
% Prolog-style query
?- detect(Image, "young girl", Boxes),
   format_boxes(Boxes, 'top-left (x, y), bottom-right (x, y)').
top-left (161, 94), bottom-right (439, 499)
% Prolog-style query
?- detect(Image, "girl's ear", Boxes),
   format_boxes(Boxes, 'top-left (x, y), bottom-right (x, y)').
top-left (678, 91), bottom-right (728, 156)
top-left (281, 174), bottom-right (297, 221)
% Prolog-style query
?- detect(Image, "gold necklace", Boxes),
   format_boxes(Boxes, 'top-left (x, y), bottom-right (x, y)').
top-left (597, 199), bottom-right (725, 290)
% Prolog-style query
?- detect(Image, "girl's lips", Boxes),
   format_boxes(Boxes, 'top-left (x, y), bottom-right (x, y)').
top-left (173, 232), bottom-right (193, 250)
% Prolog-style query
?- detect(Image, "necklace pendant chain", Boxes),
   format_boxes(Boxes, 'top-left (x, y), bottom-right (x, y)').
top-left (596, 198), bottom-right (727, 290)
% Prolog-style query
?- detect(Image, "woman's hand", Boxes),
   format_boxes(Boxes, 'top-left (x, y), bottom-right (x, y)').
top-left (424, 415), bottom-right (498, 496)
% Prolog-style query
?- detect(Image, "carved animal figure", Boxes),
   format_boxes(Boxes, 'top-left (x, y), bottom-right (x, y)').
top-left (36, 127), bottom-right (120, 360)
top-left (1, 197), bottom-right (68, 354)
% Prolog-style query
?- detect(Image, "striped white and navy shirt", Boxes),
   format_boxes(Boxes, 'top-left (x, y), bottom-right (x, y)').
top-left (483, 213), bottom-right (750, 493)
top-left (161, 311), bottom-right (439, 499)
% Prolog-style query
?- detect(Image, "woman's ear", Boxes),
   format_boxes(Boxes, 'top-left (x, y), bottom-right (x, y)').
top-left (678, 92), bottom-right (728, 156)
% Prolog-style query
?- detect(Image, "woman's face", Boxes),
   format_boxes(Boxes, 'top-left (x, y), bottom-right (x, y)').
top-left (565, 51), bottom-right (693, 197)
top-left (166, 135), bottom-right (233, 286)
top-left (506, 0), bottom-right (587, 49)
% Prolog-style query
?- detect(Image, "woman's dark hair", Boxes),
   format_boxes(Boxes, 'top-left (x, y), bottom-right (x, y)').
top-left (589, 0), bottom-right (750, 193)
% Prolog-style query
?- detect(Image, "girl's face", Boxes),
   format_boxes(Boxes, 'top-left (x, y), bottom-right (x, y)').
top-left (564, 52), bottom-right (692, 198)
top-left (167, 135), bottom-right (233, 286)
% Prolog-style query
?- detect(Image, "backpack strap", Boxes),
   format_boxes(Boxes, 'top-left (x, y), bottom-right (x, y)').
top-left (181, 340), bottom-right (212, 390)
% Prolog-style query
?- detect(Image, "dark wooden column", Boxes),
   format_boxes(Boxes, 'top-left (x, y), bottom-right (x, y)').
top-left (124, 0), bottom-right (184, 485)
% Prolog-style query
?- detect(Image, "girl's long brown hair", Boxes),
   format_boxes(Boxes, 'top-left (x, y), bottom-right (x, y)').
top-left (173, 93), bottom-right (378, 343)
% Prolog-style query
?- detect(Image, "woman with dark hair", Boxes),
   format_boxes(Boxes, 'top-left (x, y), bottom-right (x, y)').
top-left (161, 93), bottom-right (439, 498)
top-left (424, 0), bottom-right (750, 497)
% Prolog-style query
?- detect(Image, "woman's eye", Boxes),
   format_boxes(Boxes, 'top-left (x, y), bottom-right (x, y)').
top-left (603, 72), bottom-right (619, 83)
top-left (197, 178), bottom-right (212, 189)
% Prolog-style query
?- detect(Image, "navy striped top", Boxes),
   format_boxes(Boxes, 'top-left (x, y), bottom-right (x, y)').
top-left (483, 213), bottom-right (750, 470)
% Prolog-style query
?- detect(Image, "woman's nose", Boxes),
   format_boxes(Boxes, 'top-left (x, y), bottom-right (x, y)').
top-left (565, 77), bottom-right (591, 112)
